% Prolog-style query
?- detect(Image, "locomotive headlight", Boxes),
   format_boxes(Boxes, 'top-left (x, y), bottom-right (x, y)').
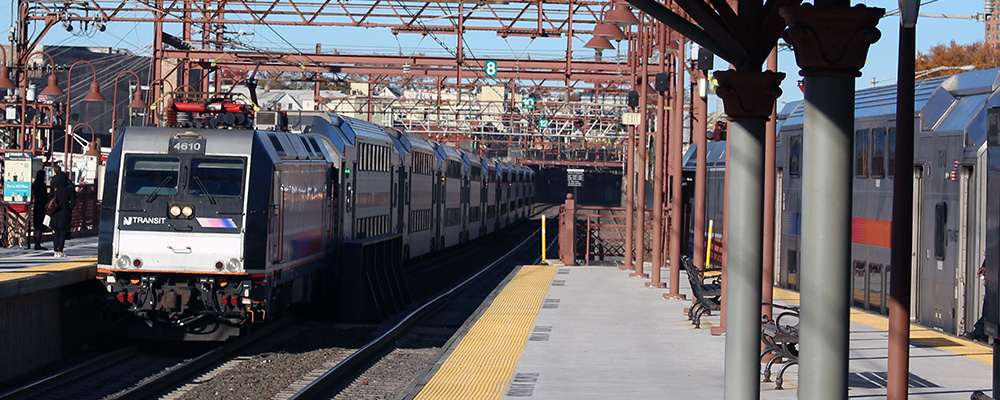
top-left (169, 205), bottom-right (182, 217)
top-left (182, 205), bottom-right (195, 218)
top-left (115, 255), bottom-right (132, 269)
top-left (227, 258), bottom-right (241, 272)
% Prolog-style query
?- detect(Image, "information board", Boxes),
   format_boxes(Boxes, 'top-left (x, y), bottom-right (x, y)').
top-left (2, 154), bottom-right (39, 204)
top-left (567, 168), bottom-right (584, 188)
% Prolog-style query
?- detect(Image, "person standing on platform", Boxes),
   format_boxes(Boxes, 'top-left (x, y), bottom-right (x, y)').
top-left (31, 169), bottom-right (48, 250)
top-left (49, 172), bottom-right (76, 258)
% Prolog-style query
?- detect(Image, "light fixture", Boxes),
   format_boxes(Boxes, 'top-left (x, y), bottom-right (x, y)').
top-left (605, 6), bottom-right (640, 27)
top-left (62, 20), bottom-right (73, 32)
top-left (83, 81), bottom-right (106, 102)
top-left (40, 72), bottom-right (64, 96)
top-left (128, 88), bottom-right (147, 109)
top-left (30, 51), bottom-right (63, 96)
top-left (593, 23), bottom-right (626, 41)
top-left (0, 46), bottom-right (15, 89)
top-left (584, 35), bottom-right (615, 50)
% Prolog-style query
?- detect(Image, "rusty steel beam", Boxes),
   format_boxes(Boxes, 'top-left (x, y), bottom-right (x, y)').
top-left (25, 0), bottom-right (616, 34)
top-left (162, 49), bottom-right (638, 73)
top-left (517, 159), bottom-right (624, 168)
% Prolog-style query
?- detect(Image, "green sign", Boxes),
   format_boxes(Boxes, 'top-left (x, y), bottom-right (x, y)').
top-left (537, 118), bottom-right (550, 129)
top-left (521, 96), bottom-right (536, 110)
top-left (485, 60), bottom-right (498, 77)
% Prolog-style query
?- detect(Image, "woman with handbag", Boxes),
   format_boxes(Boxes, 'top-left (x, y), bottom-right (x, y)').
top-left (31, 170), bottom-right (48, 250)
top-left (49, 172), bottom-right (76, 258)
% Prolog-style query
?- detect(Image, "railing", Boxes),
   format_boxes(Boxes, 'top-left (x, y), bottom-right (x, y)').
top-left (575, 207), bottom-right (628, 264)
top-left (559, 194), bottom-right (672, 266)
top-left (2, 183), bottom-right (101, 247)
top-left (71, 184), bottom-right (101, 236)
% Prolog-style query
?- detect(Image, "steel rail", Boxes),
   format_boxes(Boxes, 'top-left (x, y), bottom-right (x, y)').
top-left (0, 346), bottom-right (141, 400)
top-left (112, 316), bottom-right (294, 400)
top-left (289, 225), bottom-right (549, 399)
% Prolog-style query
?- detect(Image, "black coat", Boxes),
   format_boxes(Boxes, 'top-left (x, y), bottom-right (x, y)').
top-left (50, 184), bottom-right (76, 230)
top-left (32, 178), bottom-right (47, 226)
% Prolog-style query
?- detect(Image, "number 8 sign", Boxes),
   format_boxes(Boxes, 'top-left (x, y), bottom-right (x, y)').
top-left (485, 60), bottom-right (497, 78)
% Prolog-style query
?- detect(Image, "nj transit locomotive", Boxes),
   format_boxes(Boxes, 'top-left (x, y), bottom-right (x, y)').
top-left (98, 110), bottom-right (534, 340)
top-left (774, 68), bottom-right (1000, 337)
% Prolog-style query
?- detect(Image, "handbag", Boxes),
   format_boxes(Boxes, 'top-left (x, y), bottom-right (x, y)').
top-left (45, 193), bottom-right (59, 216)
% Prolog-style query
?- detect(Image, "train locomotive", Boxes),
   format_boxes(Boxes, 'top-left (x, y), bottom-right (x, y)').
top-left (774, 67), bottom-right (1000, 337)
top-left (97, 108), bottom-right (534, 340)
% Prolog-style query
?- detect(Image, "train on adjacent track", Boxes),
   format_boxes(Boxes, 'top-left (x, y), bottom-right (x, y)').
top-left (774, 68), bottom-right (1000, 337)
top-left (97, 107), bottom-right (535, 340)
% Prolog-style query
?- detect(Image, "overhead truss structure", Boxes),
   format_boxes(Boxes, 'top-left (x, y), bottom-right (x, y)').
top-left (11, 0), bottom-right (687, 167)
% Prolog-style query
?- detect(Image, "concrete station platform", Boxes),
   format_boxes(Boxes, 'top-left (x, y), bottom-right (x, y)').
top-left (0, 235), bottom-right (98, 298)
top-left (0, 235), bottom-right (99, 383)
top-left (413, 263), bottom-right (994, 399)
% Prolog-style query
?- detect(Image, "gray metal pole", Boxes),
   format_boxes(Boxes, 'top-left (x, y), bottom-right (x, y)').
top-left (781, 6), bottom-right (883, 398)
top-left (723, 118), bottom-right (765, 400)
top-left (798, 75), bottom-right (854, 399)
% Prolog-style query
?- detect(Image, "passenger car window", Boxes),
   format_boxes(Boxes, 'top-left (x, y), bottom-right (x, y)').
top-left (855, 129), bottom-right (869, 177)
top-left (871, 128), bottom-right (886, 178)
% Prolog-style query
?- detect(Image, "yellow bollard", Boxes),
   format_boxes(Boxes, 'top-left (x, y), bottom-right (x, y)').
top-left (541, 214), bottom-right (547, 263)
top-left (705, 219), bottom-right (714, 269)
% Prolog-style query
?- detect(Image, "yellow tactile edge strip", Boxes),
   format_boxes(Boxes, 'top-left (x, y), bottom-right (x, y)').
top-left (415, 265), bottom-right (558, 400)
top-left (0, 257), bottom-right (98, 283)
top-left (773, 287), bottom-right (993, 365)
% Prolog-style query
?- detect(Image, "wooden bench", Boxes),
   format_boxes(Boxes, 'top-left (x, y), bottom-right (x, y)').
top-left (681, 255), bottom-right (721, 329)
top-left (760, 303), bottom-right (799, 390)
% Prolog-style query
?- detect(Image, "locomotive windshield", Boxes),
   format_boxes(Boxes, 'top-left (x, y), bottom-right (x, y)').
top-left (189, 158), bottom-right (245, 197)
top-left (123, 156), bottom-right (180, 195)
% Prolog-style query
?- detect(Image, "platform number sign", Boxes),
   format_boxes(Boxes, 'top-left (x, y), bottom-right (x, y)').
top-left (522, 96), bottom-right (536, 110)
top-left (537, 118), bottom-right (550, 129)
top-left (485, 60), bottom-right (498, 78)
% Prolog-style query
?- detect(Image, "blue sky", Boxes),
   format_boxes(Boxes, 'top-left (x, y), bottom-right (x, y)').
top-left (0, 0), bottom-right (987, 108)
top-left (776, 0), bottom-right (986, 105)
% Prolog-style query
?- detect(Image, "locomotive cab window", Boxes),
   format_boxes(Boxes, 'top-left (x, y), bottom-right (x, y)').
top-left (123, 156), bottom-right (180, 195)
top-left (189, 158), bottom-right (245, 197)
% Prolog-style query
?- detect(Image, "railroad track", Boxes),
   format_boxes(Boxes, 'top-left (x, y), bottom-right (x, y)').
top-left (113, 317), bottom-right (294, 400)
top-left (0, 317), bottom-right (293, 400)
top-left (2, 215), bottom-right (554, 400)
top-left (287, 225), bottom-right (550, 399)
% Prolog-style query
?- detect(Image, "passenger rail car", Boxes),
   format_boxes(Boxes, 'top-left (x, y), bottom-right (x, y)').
top-left (463, 152), bottom-right (485, 241)
top-left (435, 142), bottom-right (464, 249)
top-left (775, 68), bottom-right (1000, 336)
top-left (98, 110), bottom-right (534, 340)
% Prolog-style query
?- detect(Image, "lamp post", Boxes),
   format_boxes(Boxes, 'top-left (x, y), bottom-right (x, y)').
top-left (65, 60), bottom-right (106, 165)
top-left (73, 122), bottom-right (96, 143)
top-left (28, 52), bottom-right (64, 98)
top-left (112, 70), bottom-right (147, 146)
top-left (22, 51), bottom-right (63, 153)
